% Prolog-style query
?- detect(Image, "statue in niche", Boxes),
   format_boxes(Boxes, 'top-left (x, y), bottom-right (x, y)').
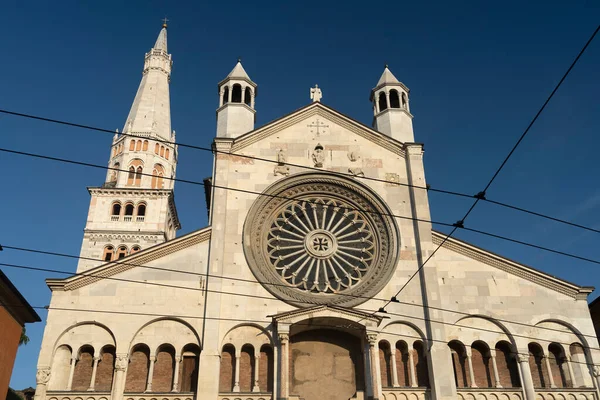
top-left (347, 151), bottom-right (364, 177)
top-left (312, 143), bottom-right (325, 168)
top-left (274, 148), bottom-right (290, 176)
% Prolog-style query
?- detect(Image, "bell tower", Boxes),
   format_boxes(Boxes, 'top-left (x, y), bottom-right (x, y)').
top-left (75, 22), bottom-right (181, 273)
top-left (370, 65), bottom-right (414, 143)
top-left (216, 60), bottom-right (257, 138)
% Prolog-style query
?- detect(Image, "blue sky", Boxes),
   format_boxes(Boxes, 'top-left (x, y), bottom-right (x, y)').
top-left (1, 0), bottom-right (599, 389)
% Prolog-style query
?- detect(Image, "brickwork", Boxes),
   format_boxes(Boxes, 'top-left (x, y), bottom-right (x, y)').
top-left (239, 346), bottom-right (253, 392)
top-left (219, 345), bottom-right (235, 392)
top-left (153, 348), bottom-right (175, 392)
top-left (395, 344), bottom-right (410, 386)
top-left (259, 345), bottom-right (274, 392)
top-left (547, 347), bottom-right (569, 388)
top-left (449, 342), bottom-right (469, 388)
top-left (180, 355), bottom-right (198, 392)
top-left (413, 343), bottom-right (429, 387)
top-left (124, 347), bottom-right (149, 392)
top-left (72, 347), bottom-right (94, 391)
top-left (95, 349), bottom-right (115, 391)
top-left (379, 342), bottom-right (392, 387)
top-left (529, 350), bottom-right (550, 388)
top-left (494, 346), bottom-right (520, 388)
top-left (471, 343), bottom-right (492, 388)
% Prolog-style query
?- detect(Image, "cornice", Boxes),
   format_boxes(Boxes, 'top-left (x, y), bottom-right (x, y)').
top-left (216, 102), bottom-right (256, 115)
top-left (231, 102), bottom-right (406, 158)
top-left (432, 231), bottom-right (593, 300)
top-left (370, 81), bottom-right (410, 97)
top-left (270, 305), bottom-right (383, 327)
top-left (87, 187), bottom-right (174, 197)
top-left (48, 227), bottom-right (212, 291)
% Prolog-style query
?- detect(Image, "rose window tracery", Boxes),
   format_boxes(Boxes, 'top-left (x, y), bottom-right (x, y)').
top-left (243, 173), bottom-right (399, 307)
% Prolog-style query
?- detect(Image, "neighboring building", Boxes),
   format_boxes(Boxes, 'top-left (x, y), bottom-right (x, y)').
top-left (0, 271), bottom-right (41, 400)
top-left (589, 297), bottom-right (600, 341)
top-left (33, 23), bottom-right (600, 400)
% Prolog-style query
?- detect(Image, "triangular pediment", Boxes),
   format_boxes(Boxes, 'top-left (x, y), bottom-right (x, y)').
top-left (270, 305), bottom-right (383, 329)
top-left (432, 231), bottom-right (594, 299)
top-left (231, 102), bottom-right (406, 157)
top-left (47, 227), bottom-right (211, 291)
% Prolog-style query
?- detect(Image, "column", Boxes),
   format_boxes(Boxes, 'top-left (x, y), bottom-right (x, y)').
top-left (408, 349), bottom-right (417, 388)
top-left (66, 356), bottom-right (77, 390)
top-left (227, 85), bottom-right (232, 103)
top-left (250, 91), bottom-right (255, 109)
top-left (490, 353), bottom-right (502, 388)
top-left (385, 91), bottom-right (391, 109)
top-left (241, 86), bottom-right (246, 105)
top-left (88, 356), bottom-right (100, 391)
top-left (279, 333), bottom-right (289, 400)
top-left (518, 354), bottom-right (536, 400)
top-left (111, 354), bottom-right (128, 400)
top-left (544, 356), bottom-right (557, 388)
top-left (34, 368), bottom-right (51, 400)
top-left (565, 357), bottom-right (576, 388)
top-left (368, 333), bottom-right (381, 400)
top-left (172, 355), bottom-right (181, 392)
top-left (253, 354), bottom-right (261, 392)
top-left (219, 90), bottom-right (224, 107)
top-left (466, 350), bottom-right (477, 388)
top-left (145, 356), bottom-right (156, 392)
top-left (390, 348), bottom-right (400, 388)
top-left (233, 353), bottom-right (241, 392)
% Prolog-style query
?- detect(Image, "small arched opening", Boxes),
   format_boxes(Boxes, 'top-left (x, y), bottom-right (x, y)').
top-left (495, 341), bottom-right (520, 387)
top-left (471, 340), bottom-right (492, 387)
top-left (232, 84), bottom-right (242, 103)
top-left (180, 343), bottom-right (201, 393)
top-left (402, 93), bottom-right (408, 108)
top-left (259, 344), bottom-right (274, 392)
top-left (378, 340), bottom-right (392, 387)
top-left (529, 342), bottom-right (549, 388)
top-left (127, 167), bottom-right (135, 185)
top-left (389, 90), bottom-right (400, 108)
top-left (153, 344), bottom-right (176, 392)
top-left (111, 202), bottom-right (121, 216)
top-left (135, 166), bottom-right (143, 186)
top-left (129, 140), bottom-right (135, 151)
top-left (130, 246), bottom-right (141, 255)
top-left (219, 344), bottom-right (236, 392)
top-left (395, 340), bottom-right (411, 387)
top-left (125, 344), bottom-right (150, 392)
top-left (449, 340), bottom-right (469, 388)
top-left (548, 342), bottom-right (570, 388)
top-left (124, 203), bottom-right (134, 216)
top-left (378, 92), bottom-right (388, 111)
top-left (116, 246), bottom-right (128, 260)
top-left (103, 246), bottom-right (114, 262)
top-left (240, 344), bottom-right (255, 392)
top-left (222, 87), bottom-right (229, 105)
top-left (72, 345), bottom-right (95, 391)
top-left (244, 87), bottom-right (252, 106)
top-left (95, 345), bottom-right (116, 391)
top-left (413, 341), bottom-right (429, 387)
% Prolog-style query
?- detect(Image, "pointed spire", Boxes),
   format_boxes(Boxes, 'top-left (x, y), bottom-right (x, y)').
top-left (154, 25), bottom-right (168, 52)
top-left (227, 59), bottom-right (251, 80)
top-left (377, 65), bottom-right (400, 86)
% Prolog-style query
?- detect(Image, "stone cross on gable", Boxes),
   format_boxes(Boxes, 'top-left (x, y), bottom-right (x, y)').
top-left (310, 85), bottom-right (322, 102)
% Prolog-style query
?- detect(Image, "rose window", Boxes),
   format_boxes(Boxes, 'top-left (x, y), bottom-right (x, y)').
top-left (244, 173), bottom-right (399, 307)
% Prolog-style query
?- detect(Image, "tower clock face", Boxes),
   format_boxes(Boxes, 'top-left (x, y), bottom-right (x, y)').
top-left (243, 173), bottom-right (399, 307)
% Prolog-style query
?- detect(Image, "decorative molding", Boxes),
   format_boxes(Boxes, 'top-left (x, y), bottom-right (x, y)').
top-left (230, 102), bottom-right (406, 157)
top-left (432, 231), bottom-right (593, 299)
top-left (36, 367), bottom-right (51, 384)
top-left (270, 304), bottom-right (383, 328)
top-left (47, 227), bottom-right (211, 291)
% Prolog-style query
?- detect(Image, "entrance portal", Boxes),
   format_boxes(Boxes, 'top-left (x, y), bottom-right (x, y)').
top-left (290, 329), bottom-right (365, 400)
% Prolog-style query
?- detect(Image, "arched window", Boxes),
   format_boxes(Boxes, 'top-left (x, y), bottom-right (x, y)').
top-left (116, 246), bottom-right (127, 260)
top-left (395, 341), bottom-right (410, 387)
top-left (153, 344), bottom-right (176, 392)
top-left (151, 164), bottom-right (165, 189)
top-left (232, 84), bottom-right (242, 103)
top-left (111, 202), bottom-right (121, 216)
top-left (136, 203), bottom-right (146, 222)
top-left (125, 344), bottom-right (150, 392)
top-left (413, 341), bottom-right (429, 387)
top-left (103, 246), bottom-right (114, 262)
top-left (223, 87), bottom-right (229, 105)
top-left (181, 344), bottom-right (201, 393)
top-left (129, 140), bottom-right (135, 151)
top-left (48, 345), bottom-right (72, 390)
top-left (95, 345), bottom-right (115, 391)
top-left (118, 143), bottom-right (123, 154)
top-left (379, 341), bottom-right (392, 387)
top-left (402, 93), bottom-right (408, 108)
top-left (389, 90), bottom-right (400, 108)
top-left (109, 163), bottom-right (120, 183)
top-left (127, 166), bottom-right (135, 185)
top-left (142, 140), bottom-right (148, 151)
top-left (548, 343), bottom-right (569, 388)
top-left (240, 344), bottom-right (254, 392)
top-left (155, 143), bottom-right (160, 154)
top-left (125, 203), bottom-right (134, 216)
top-left (135, 140), bottom-right (142, 151)
top-left (529, 342), bottom-right (549, 388)
top-left (135, 166), bottom-right (143, 186)
top-left (378, 92), bottom-right (388, 111)
top-left (130, 246), bottom-right (141, 255)
top-left (244, 87), bottom-right (252, 106)
top-left (471, 341), bottom-right (492, 387)
top-left (160, 146), bottom-right (165, 157)
top-left (259, 344), bottom-right (274, 392)
top-left (495, 341), bottom-right (520, 388)
top-left (220, 344), bottom-right (236, 392)
top-left (449, 340), bottom-right (469, 388)
top-left (72, 345), bottom-right (95, 391)
top-left (165, 148), bottom-right (170, 160)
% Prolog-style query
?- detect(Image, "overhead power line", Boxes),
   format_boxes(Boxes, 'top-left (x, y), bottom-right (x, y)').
top-left (1, 108), bottom-right (600, 235)
top-left (1, 243), bottom-right (597, 341)
top-left (2, 146), bottom-right (600, 266)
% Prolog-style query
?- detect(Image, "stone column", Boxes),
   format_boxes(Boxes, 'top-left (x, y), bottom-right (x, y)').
top-left (408, 349), bottom-right (417, 388)
top-left (219, 91), bottom-right (224, 107)
top-left (145, 355), bottom-right (156, 392)
top-left (111, 354), bottom-right (128, 400)
top-left (544, 356), bottom-right (557, 388)
top-left (490, 353), bottom-right (502, 388)
top-left (564, 357), bottom-right (576, 388)
top-left (390, 348), bottom-right (400, 388)
top-left (172, 355), bottom-right (181, 392)
top-left (66, 356), bottom-right (77, 390)
top-left (228, 85), bottom-right (232, 103)
top-left (518, 354), bottom-right (536, 400)
top-left (368, 333), bottom-right (381, 400)
top-left (279, 333), bottom-right (290, 400)
top-left (88, 356), bottom-right (100, 391)
top-left (385, 91), bottom-right (391, 109)
top-left (250, 91), bottom-right (255, 109)
top-left (233, 353), bottom-right (241, 392)
top-left (466, 350), bottom-right (477, 388)
top-left (35, 367), bottom-right (51, 400)
top-left (253, 354), bottom-right (261, 392)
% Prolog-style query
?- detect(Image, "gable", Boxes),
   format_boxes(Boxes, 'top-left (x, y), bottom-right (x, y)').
top-left (47, 227), bottom-right (211, 291)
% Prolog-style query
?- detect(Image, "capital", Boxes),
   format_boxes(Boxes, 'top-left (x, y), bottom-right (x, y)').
top-left (593, 365), bottom-right (600, 377)
top-left (517, 354), bottom-right (529, 363)
top-left (36, 368), bottom-right (51, 384)
top-left (115, 354), bottom-right (129, 371)
top-left (278, 333), bottom-right (289, 343)
top-left (366, 332), bottom-right (378, 346)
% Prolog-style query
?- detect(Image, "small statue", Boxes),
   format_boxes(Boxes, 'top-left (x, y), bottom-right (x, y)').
top-left (274, 148), bottom-right (290, 176)
top-left (312, 144), bottom-right (325, 168)
top-left (347, 151), bottom-right (364, 177)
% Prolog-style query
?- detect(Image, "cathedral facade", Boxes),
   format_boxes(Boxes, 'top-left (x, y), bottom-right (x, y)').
top-left (34, 25), bottom-right (600, 400)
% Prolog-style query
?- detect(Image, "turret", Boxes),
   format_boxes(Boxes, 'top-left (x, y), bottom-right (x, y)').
top-left (216, 60), bottom-right (257, 138)
top-left (370, 66), bottom-right (414, 143)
